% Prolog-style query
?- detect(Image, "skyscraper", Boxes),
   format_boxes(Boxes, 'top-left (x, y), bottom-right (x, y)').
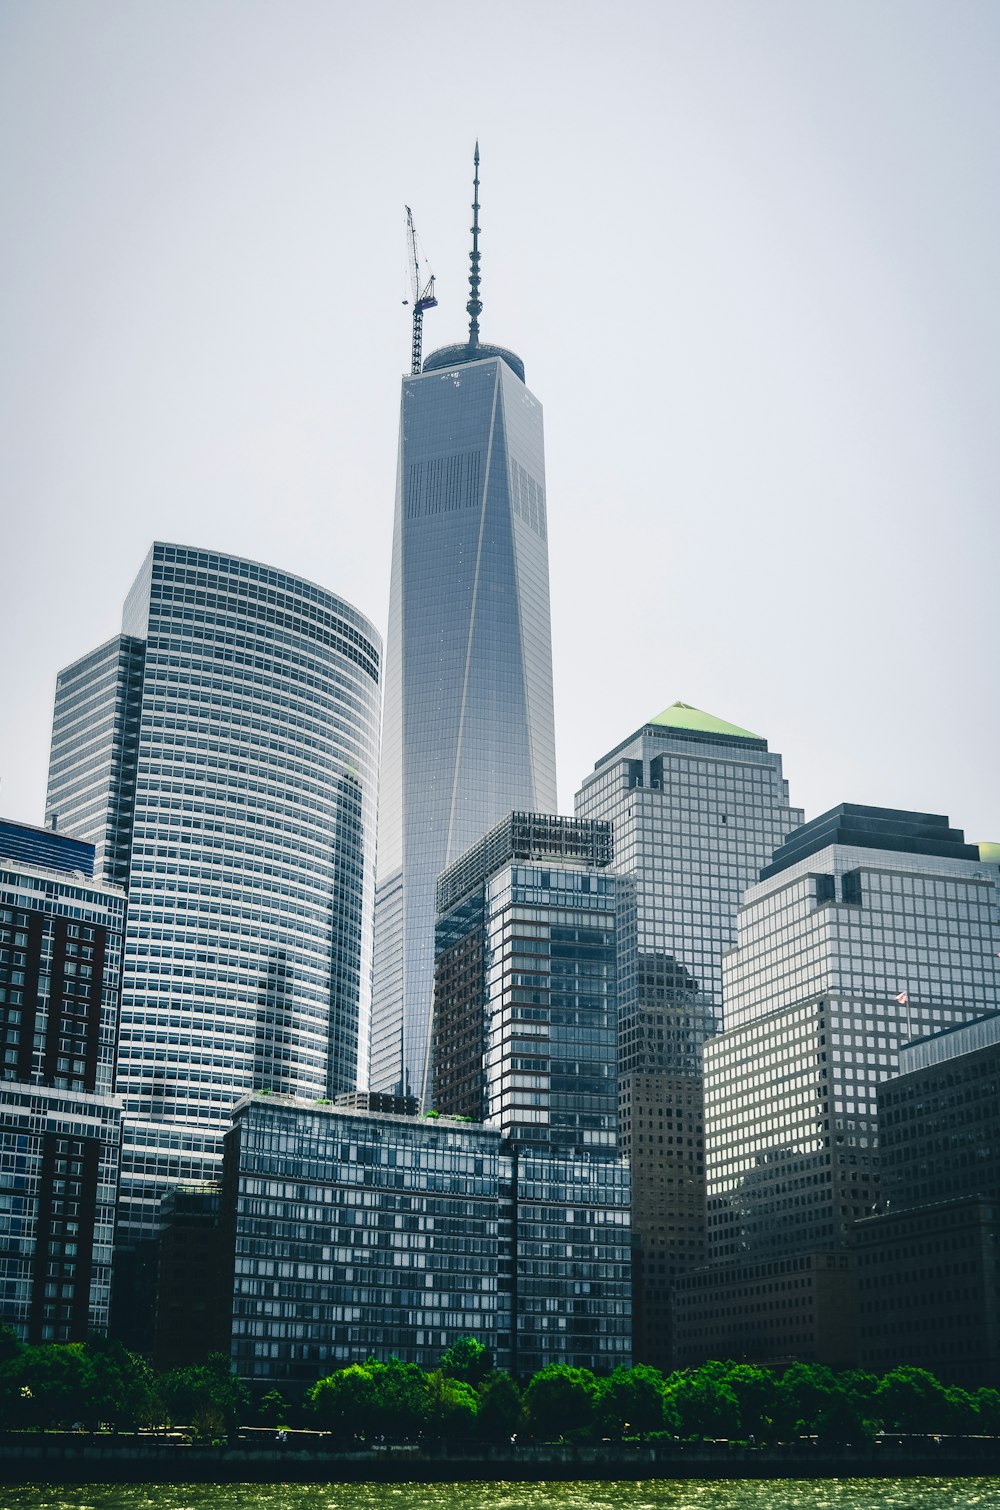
top-left (674, 803), bottom-right (999, 1367)
top-left (708, 804), bottom-right (997, 1258)
top-left (432, 811), bottom-right (624, 1149)
top-left (574, 701), bottom-right (802, 1366)
top-left (45, 543), bottom-right (381, 1247)
top-left (370, 149), bottom-right (557, 1106)
top-left (431, 810), bottom-right (633, 1373)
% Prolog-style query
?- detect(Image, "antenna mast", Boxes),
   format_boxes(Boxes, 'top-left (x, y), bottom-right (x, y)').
top-left (404, 205), bottom-right (437, 375)
top-left (466, 142), bottom-right (482, 352)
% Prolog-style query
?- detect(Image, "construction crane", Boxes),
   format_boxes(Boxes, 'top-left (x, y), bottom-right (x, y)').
top-left (403, 205), bottom-right (437, 375)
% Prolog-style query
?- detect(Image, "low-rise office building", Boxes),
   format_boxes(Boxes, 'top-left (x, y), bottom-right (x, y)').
top-left (224, 1094), bottom-right (631, 1388)
top-left (0, 819), bottom-right (124, 1341)
top-left (854, 1011), bottom-right (1000, 1384)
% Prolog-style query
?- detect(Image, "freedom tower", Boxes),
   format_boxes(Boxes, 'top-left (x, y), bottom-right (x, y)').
top-left (370, 148), bottom-right (557, 1105)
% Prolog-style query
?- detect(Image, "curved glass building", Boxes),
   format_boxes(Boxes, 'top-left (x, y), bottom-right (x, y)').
top-left (46, 543), bottom-right (381, 1243)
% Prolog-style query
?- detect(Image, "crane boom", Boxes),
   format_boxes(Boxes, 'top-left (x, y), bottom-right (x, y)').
top-left (404, 205), bottom-right (437, 375)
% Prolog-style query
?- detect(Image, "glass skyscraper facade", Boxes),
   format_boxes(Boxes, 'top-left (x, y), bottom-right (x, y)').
top-left (46, 636), bottom-right (145, 892)
top-left (575, 703), bottom-right (802, 1024)
top-left (574, 701), bottom-right (802, 1366)
top-left (44, 543), bottom-right (381, 1245)
top-left (673, 804), bottom-right (1000, 1368)
top-left (371, 345), bottom-right (557, 1109)
top-left (432, 812), bottom-right (623, 1152)
top-left (429, 811), bottom-right (633, 1372)
top-left (707, 806), bottom-right (999, 1261)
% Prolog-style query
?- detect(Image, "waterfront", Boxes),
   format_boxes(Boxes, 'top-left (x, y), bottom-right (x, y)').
top-left (3, 1481), bottom-right (1000, 1510)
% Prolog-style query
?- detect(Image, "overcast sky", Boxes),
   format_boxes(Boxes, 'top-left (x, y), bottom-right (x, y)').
top-left (1, 1), bottom-right (998, 845)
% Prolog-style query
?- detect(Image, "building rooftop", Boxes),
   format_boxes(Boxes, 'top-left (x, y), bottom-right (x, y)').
top-left (436, 811), bottom-right (612, 915)
top-left (421, 342), bottom-right (525, 382)
top-left (897, 1010), bottom-right (1000, 1076)
top-left (650, 701), bottom-right (762, 742)
top-left (0, 818), bottom-right (95, 879)
top-left (761, 803), bottom-right (980, 880)
top-left (591, 700), bottom-right (769, 771)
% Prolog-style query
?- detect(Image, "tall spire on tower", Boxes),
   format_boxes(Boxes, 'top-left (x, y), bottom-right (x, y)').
top-left (466, 142), bottom-right (482, 352)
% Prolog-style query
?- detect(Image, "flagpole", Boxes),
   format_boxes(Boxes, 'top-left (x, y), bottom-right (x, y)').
top-left (894, 989), bottom-right (912, 1043)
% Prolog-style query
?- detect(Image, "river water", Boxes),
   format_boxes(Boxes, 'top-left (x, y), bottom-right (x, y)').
top-left (2, 1482), bottom-right (999, 1510)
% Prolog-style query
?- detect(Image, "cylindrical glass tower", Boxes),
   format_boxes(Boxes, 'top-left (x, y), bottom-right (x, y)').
top-left (47, 543), bottom-right (381, 1244)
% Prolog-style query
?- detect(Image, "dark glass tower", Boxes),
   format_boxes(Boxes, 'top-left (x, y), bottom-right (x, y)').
top-left (432, 811), bottom-right (623, 1150)
top-left (370, 150), bottom-right (557, 1106)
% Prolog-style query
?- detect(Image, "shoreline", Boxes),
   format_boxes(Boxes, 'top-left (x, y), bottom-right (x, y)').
top-left (3, 1435), bottom-right (1000, 1485)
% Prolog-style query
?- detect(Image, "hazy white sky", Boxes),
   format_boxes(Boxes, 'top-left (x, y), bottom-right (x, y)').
top-left (1, 1), bottom-right (998, 843)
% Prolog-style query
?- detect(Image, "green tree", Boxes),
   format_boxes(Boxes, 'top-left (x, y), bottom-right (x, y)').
top-left (595, 1364), bottom-right (667, 1438)
top-left (16, 1344), bottom-right (91, 1428)
top-left (666, 1370), bottom-right (740, 1441)
top-left (439, 1336), bottom-right (493, 1388)
top-left (159, 1352), bottom-right (247, 1441)
top-left (367, 1357), bottom-right (432, 1440)
top-left (0, 1329), bottom-right (26, 1429)
top-left (426, 1369), bottom-right (479, 1439)
top-left (974, 1387), bottom-right (1000, 1434)
top-left (307, 1364), bottom-right (375, 1440)
top-left (477, 1370), bottom-right (522, 1442)
top-left (873, 1365), bottom-right (949, 1435)
top-left (839, 1368), bottom-right (879, 1406)
top-left (943, 1385), bottom-right (979, 1436)
top-left (774, 1361), bottom-right (839, 1438)
top-left (82, 1339), bottom-right (158, 1431)
top-left (258, 1387), bottom-right (290, 1429)
top-left (719, 1363), bottom-right (779, 1442)
top-left (522, 1363), bottom-right (597, 1442)
top-left (813, 1385), bottom-right (871, 1446)
top-left (0, 1325), bottom-right (21, 1364)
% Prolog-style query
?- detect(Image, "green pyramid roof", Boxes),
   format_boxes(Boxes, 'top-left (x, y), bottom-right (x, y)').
top-left (978, 842), bottom-right (1000, 864)
top-left (650, 701), bottom-right (762, 742)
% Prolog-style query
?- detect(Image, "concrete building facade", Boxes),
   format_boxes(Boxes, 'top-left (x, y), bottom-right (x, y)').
top-left (0, 820), bottom-right (124, 1341)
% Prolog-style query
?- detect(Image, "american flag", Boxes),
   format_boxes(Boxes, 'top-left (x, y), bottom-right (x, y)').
top-left (894, 992), bottom-right (909, 1006)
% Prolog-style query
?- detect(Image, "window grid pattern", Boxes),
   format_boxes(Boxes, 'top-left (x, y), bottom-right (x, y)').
top-left (371, 357), bottom-right (557, 1107)
top-left (575, 722), bottom-right (802, 1368)
top-left (47, 544), bottom-right (381, 1244)
top-left (0, 860), bottom-right (124, 1342)
top-left (704, 843), bottom-right (1000, 1265)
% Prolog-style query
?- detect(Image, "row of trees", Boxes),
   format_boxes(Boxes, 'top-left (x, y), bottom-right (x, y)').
top-left (305, 1343), bottom-right (1000, 1445)
top-left (3, 1328), bottom-right (1000, 1445)
top-left (0, 1329), bottom-right (245, 1440)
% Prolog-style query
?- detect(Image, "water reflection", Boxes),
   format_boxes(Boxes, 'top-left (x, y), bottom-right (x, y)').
top-left (3, 1479), bottom-right (1000, 1510)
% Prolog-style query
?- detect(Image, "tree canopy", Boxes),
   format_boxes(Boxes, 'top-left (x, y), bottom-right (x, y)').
top-left (1, 1330), bottom-right (998, 1443)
